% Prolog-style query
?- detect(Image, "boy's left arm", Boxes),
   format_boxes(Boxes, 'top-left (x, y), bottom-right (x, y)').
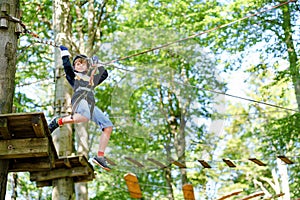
top-left (91, 56), bottom-right (108, 85)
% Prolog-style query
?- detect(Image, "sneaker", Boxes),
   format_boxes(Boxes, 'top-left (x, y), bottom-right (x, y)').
top-left (48, 117), bottom-right (60, 133)
top-left (93, 157), bottom-right (111, 171)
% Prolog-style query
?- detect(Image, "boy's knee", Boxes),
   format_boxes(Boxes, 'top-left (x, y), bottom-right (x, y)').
top-left (103, 126), bottom-right (113, 133)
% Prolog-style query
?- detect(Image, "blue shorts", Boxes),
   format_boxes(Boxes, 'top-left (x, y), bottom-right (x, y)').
top-left (75, 99), bottom-right (113, 130)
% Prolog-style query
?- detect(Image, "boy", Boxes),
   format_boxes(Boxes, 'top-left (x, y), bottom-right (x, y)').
top-left (49, 45), bottom-right (113, 171)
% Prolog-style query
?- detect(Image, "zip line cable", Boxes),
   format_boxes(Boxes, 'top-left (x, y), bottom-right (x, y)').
top-left (12, 0), bottom-right (297, 113)
top-left (105, 62), bottom-right (299, 112)
top-left (14, 0), bottom-right (295, 55)
top-left (102, 0), bottom-right (295, 65)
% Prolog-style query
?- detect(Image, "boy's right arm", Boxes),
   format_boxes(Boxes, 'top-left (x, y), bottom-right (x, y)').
top-left (60, 45), bottom-right (75, 87)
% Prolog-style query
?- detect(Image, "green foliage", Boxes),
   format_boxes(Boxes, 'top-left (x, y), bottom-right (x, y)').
top-left (12, 0), bottom-right (299, 199)
top-left (259, 113), bottom-right (300, 154)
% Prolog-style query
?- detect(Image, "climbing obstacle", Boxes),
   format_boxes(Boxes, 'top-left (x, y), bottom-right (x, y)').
top-left (0, 112), bottom-right (94, 186)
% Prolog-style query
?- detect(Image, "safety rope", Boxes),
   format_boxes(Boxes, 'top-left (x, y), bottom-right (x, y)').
top-left (5, 13), bottom-right (60, 47)
top-left (7, 0), bottom-right (295, 61)
top-left (102, 0), bottom-right (295, 65)
top-left (7, 0), bottom-right (297, 115)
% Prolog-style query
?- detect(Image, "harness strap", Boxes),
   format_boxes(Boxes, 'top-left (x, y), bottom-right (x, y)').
top-left (71, 90), bottom-right (95, 119)
top-left (75, 86), bottom-right (94, 93)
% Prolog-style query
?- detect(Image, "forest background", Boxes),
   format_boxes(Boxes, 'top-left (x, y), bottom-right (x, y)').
top-left (4, 0), bottom-right (299, 199)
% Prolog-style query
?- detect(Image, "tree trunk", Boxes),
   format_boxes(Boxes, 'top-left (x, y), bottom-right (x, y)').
top-left (165, 168), bottom-right (174, 200)
top-left (0, 0), bottom-right (19, 199)
top-left (278, 4), bottom-right (296, 200)
top-left (52, 0), bottom-right (74, 199)
top-left (281, 3), bottom-right (299, 110)
top-left (280, 3), bottom-right (299, 106)
top-left (75, 123), bottom-right (89, 200)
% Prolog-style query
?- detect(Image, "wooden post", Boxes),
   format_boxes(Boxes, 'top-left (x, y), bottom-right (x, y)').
top-left (75, 123), bottom-right (89, 200)
top-left (52, 0), bottom-right (74, 199)
top-left (0, 0), bottom-right (19, 199)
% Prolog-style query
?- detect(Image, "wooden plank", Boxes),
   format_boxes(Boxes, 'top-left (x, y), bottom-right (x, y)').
top-left (240, 191), bottom-right (264, 200)
top-left (277, 155), bottom-right (294, 164)
top-left (222, 159), bottom-right (236, 168)
top-left (74, 172), bottom-right (95, 183)
top-left (248, 158), bottom-right (266, 166)
top-left (147, 158), bottom-right (167, 168)
top-left (63, 157), bottom-right (72, 168)
top-left (0, 138), bottom-right (49, 159)
top-left (78, 155), bottom-right (88, 166)
top-left (0, 112), bottom-right (44, 118)
top-left (31, 115), bottom-right (46, 137)
top-left (106, 157), bottom-right (117, 166)
top-left (172, 160), bottom-right (186, 168)
top-left (124, 173), bottom-right (142, 199)
top-left (0, 112), bottom-right (51, 139)
top-left (182, 184), bottom-right (195, 200)
top-left (198, 160), bottom-right (212, 168)
top-left (217, 190), bottom-right (243, 200)
top-left (125, 157), bottom-right (144, 168)
top-left (9, 157), bottom-right (52, 172)
top-left (0, 117), bottom-right (11, 139)
top-left (265, 193), bottom-right (285, 200)
top-left (36, 181), bottom-right (52, 187)
top-left (30, 166), bottom-right (90, 182)
top-left (48, 141), bottom-right (57, 168)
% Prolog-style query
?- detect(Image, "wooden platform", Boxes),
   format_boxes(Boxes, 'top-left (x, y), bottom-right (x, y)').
top-left (0, 112), bottom-right (58, 171)
top-left (0, 112), bottom-right (95, 185)
top-left (31, 155), bottom-right (95, 187)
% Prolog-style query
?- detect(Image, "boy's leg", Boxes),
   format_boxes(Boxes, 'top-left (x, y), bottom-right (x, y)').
top-left (93, 126), bottom-right (113, 171)
top-left (62, 114), bottom-right (89, 124)
top-left (49, 99), bottom-right (90, 133)
top-left (48, 114), bottom-right (89, 133)
top-left (98, 126), bottom-right (113, 156)
top-left (91, 106), bottom-right (113, 171)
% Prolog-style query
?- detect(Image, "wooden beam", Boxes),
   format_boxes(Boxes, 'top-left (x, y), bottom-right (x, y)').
top-left (30, 166), bottom-right (90, 182)
top-left (48, 143), bottom-right (56, 169)
top-left (0, 117), bottom-right (10, 139)
top-left (182, 184), bottom-right (195, 200)
top-left (36, 181), bottom-right (52, 188)
top-left (73, 172), bottom-right (95, 183)
top-left (248, 158), bottom-right (266, 166)
top-left (172, 160), bottom-right (186, 168)
top-left (124, 173), bottom-right (142, 199)
top-left (9, 157), bottom-right (52, 172)
top-left (198, 160), bottom-right (212, 168)
top-left (78, 156), bottom-right (88, 166)
top-left (31, 115), bottom-right (46, 138)
top-left (105, 157), bottom-right (117, 166)
top-left (217, 190), bottom-right (243, 200)
top-left (240, 191), bottom-right (264, 200)
top-left (277, 155), bottom-right (294, 164)
top-left (147, 158), bottom-right (167, 168)
top-left (63, 157), bottom-right (72, 168)
top-left (265, 193), bottom-right (285, 200)
top-left (0, 138), bottom-right (49, 159)
top-left (222, 159), bottom-right (236, 168)
top-left (125, 157), bottom-right (144, 168)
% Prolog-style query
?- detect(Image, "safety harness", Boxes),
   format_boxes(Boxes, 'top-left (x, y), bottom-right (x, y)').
top-left (70, 56), bottom-right (107, 119)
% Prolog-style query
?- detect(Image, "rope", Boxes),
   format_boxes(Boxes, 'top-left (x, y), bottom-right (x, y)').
top-left (5, 13), bottom-right (60, 47)
top-left (11, 0), bottom-right (294, 55)
top-left (102, 0), bottom-right (295, 65)
top-left (12, 1), bottom-right (298, 112)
